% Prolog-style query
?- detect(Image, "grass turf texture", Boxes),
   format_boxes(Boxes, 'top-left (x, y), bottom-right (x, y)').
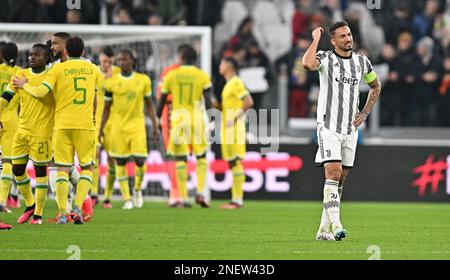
top-left (1, 201), bottom-right (450, 260)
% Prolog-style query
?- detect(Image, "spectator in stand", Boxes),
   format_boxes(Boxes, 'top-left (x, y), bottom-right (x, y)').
top-left (412, 0), bottom-right (439, 43)
top-left (276, 34), bottom-right (317, 118)
top-left (292, 0), bottom-right (313, 44)
top-left (147, 14), bottom-right (163, 25)
top-left (382, 3), bottom-right (412, 46)
top-left (228, 17), bottom-right (258, 51)
top-left (114, 6), bottom-right (133, 25)
top-left (244, 41), bottom-right (271, 110)
top-left (133, 0), bottom-right (159, 25)
top-left (378, 44), bottom-right (403, 126)
top-left (438, 56), bottom-right (450, 126)
top-left (66, 10), bottom-right (82, 24)
top-left (409, 36), bottom-right (442, 126)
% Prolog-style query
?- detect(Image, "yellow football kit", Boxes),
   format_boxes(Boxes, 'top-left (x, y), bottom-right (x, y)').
top-left (161, 65), bottom-right (211, 157)
top-left (23, 58), bottom-right (100, 167)
top-left (104, 71), bottom-right (151, 158)
top-left (221, 76), bottom-right (249, 161)
top-left (3, 68), bottom-right (55, 165)
top-left (96, 65), bottom-right (120, 150)
top-left (0, 64), bottom-right (22, 160)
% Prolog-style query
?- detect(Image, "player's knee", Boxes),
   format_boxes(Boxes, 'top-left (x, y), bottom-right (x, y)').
top-left (12, 164), bottom-right (26, 177)
top-left (115, 158), bottom-right (127, 166)
top-left (325, 165), bottom-right (342, 181)
top-left (34, 165), bottom-right (47, 177)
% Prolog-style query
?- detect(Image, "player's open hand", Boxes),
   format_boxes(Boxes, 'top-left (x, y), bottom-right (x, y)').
top-left (312, 27), bottom-right (324, 42)
top-left (353, 112), bottom-right (368, 128)
top-left (12, 75), bottom-right (27, 89)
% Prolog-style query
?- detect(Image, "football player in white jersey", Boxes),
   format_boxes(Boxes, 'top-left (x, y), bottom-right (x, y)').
top-left (302, 21), bottom-right (382, 241)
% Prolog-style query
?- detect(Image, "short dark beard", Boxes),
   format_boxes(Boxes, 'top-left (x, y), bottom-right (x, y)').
top-left (54, 51), bottom-right (63, 60)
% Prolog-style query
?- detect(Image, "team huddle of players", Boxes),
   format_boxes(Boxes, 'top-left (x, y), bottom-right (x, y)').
top-left (0, 32), bottom-right (253, 229)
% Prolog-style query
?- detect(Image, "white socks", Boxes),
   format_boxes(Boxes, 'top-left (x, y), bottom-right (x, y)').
top-left (323, 179), bottom-right (342, 231)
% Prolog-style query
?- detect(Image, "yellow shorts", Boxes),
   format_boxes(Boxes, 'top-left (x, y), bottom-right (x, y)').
top-left (220, 122), bottom-right (246, 161)
top-left (167, 121), bottom-right (208, 157)
top-left (53, 129), bottom-right (95, 167)
top-left (109, 128), bottom-right (147, 158)
top-left (11, 133), bottom-right (52, 165)
top-left (0, 130), bottom-right (16, 159)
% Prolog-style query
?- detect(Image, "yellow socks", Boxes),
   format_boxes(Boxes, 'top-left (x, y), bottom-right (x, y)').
top-left (104, 164), bottom-right (115, 201)
top-left (91, 163), bottom-right (99, 196)
top-left (134, 164), bottom-right (146, 192)
top-left (196, 157), bottom-right (207, 195)
top-left (34, 176), bottom-right (48, 217)
top-left (116, 165), bottom-right (130, 201)
top-left (74, 170), bottom-right (93, 208)
top-left (16, 172), bottom-right (34, 207)
top-left (55, 172), bottom-right (69, 215)
top-left (0, 162), bottom-right (13, 205)
top-left (231, 160), bottom-right (245, 205)
top-left (175, 161), bottom-right (188, 200)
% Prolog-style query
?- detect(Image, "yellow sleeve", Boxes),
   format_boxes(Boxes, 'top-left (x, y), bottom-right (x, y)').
top-left (144, 75), bottom-right (152, 98)
top-left (95, 67), bottom-right (104, 92)
top-left (23, 83), bottom-right (51, 98)
top-left (161, 73), bottom-right (171, 95)
top-left (5, 73), bottom-right (18, 96)
top-left (41, 65), bottom-right (58, 92)
top-left (236, 80), bottom-right (250, 100)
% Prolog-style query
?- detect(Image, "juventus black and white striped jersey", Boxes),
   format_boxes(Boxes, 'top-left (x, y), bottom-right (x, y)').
top-left (316, 50), bottom-right (374, 135)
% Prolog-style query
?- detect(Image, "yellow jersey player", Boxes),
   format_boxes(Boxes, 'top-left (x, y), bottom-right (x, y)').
top-left (91, 47), bottom-right (120, 208)
top-left (0, 44), bottom-right (54, 224)
top-left (99, 49), bottom-right (159, 210)
top-left (0, 42), bottom-right (22, 214)
top-left (13, 37), bottom-right (101, 225)
top-left (218, 57), bottom-right (253, 209)
top-left (156, 44), bottom-right (213, 208)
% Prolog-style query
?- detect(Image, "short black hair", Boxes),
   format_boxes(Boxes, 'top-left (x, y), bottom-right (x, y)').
top-left (329, 21), bottom-right (349, 36)
top-left (32, 43), bottom-right (50, 63)
top-left (178, 44), bottom-right (197, 65)
top-left (118, 49), bottom-right (137, 67)
top-left (223, 56), bottom-right (239, 72)
top-left (2, 42), bottom-right (19, 66)
top-left (65, 36), bottom-right (84, 57)
top-left (101, 46), bottom-right (115, 57)
top-left (53, 32), bottom-right (71, 40)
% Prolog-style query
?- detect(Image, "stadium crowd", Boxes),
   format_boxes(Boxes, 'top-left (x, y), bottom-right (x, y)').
top-left (1, 0), bottom-right (450, 127)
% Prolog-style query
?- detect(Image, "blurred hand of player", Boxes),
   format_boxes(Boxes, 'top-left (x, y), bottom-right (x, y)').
top-left (12, 75), bottom-right (27, 89)
top-left (98, 130), bottom-right (104, 145)
top-left (152, 125), bottom-right (159, 145)
top-left (353, 112), bottom-right (368, 128)
top-left (312, 27), bottom-right (324, 42)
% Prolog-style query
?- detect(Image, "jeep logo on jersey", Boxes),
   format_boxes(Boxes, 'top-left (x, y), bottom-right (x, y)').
top-left (335, 76), bottom-right (358, 86)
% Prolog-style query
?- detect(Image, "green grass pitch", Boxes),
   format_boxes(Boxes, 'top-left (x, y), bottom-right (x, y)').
top-left (1, 200), bottom-right (450, 260)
